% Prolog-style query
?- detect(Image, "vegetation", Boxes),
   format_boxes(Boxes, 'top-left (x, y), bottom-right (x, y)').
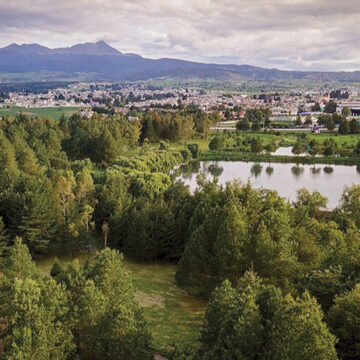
top-left (1, 109), bottom-right (360, 358)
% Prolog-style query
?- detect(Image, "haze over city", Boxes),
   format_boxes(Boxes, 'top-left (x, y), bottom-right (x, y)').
top-left (1, 0), bottom-right (360, 71)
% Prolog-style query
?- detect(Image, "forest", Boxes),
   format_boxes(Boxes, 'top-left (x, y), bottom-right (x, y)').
top-left (1, 110), bottom-right (360, 359)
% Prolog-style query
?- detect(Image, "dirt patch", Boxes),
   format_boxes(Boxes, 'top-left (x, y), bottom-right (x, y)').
top-left (135, 291), bottom-right (165, 308)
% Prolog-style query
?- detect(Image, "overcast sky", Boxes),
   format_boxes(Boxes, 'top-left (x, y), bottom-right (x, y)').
top-left (0, 0), bottom-right (359, 71)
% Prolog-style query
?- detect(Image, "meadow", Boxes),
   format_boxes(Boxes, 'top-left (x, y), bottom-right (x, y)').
top-left (0, 105), bottom-right (81, 120)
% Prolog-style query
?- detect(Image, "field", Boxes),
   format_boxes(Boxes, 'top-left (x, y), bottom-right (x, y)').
top-left (166, 131), bottom-right (360, 150)
top-left (125, 260), bottom-right (206, 353)
top-left (36, 253), bottom-right (206, 355)
top-left (0, 106), bottom-right (82, 120)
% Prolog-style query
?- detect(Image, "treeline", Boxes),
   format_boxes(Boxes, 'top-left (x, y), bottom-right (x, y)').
top-left (140, 109), bottom-right (220, 142)
top-left (0, 240), bottom-right (152, 359)
top-left (101, 175), bottom-right (360, 359)
top-left (2, 111), bottom-right (360, 358)
top-left (236, 108), bottom-right (271, 131)
top-left (0, 113), bottom-right (195, 255)
top-left (171, 182), bottom-right (360, 360)
top-left (61, 113), bottom-right (140, 163)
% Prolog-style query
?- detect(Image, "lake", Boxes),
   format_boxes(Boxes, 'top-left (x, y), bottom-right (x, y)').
top-left (176, 161), bottom-right (360, 209)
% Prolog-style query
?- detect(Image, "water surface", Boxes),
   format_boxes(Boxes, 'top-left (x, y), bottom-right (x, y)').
top-left (176, 161), bottom-right (360, 209)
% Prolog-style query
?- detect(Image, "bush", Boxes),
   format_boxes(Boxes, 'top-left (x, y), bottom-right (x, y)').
top-left (187, 143), bottom-right (200, 158)
top-left (180, 148), bottom-right (192, 162)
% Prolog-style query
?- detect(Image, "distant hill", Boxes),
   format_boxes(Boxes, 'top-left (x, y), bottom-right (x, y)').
top-left (0, 41), bottom-right (360, 83)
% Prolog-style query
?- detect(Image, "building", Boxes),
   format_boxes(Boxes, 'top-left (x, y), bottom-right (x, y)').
top-left (336, 102), bottom-right (360, 116)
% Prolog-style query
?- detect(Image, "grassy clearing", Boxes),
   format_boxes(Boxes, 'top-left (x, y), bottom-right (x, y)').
top-left (124, 259), bottom-right (206, 354)
top-left (0, 106), bottom-right (82, 120)
top-left (36, 253), bottom-right (206, 355)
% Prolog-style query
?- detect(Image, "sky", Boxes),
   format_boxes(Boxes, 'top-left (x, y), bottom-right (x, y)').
top-left (0, 0), bottom-right (359, 71)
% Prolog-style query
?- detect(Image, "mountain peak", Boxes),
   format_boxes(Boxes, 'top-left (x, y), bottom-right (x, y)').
top-left (58, 41), bottom-right (122, 56)
top-left (0, 41), bottom-right (122, 56)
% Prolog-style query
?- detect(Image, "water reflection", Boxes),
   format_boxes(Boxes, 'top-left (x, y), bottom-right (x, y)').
top-left (208, 163), bottom-right (224, 177)
top-left (291, 165), bottom-right (304, 178)
top-left (265, 166), bottom-right (274, 176)
top-left (323, 166), bottom-right (334, 174)
top-left (311, 166), bottom-right (321, 175)
top-left (176, 161), bottom-right (360, 209)
top-left (251, 163), bottom-right (263, 178)
top-left (176, 161), bottom-right (201, 179)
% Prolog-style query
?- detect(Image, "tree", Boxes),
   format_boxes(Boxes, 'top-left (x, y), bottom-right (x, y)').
top-left (0, 240), bottom-right (74, 359)
top-left (189, 273), bottom-right (337, 360)
top-left (295, 115), bottom-right (302, 126)
top-left (52, 248), bottom-right (152, 360)
top-left (2, 237), bottom-right (39, 280)
top-left (18, 147), bottom-right (40, 175)
top-left (305, 114), bottom-right (313, 125)
top-left (80, 204), bottom-right (94, 233)
top-left (251, 120), bottom-right (261, 132)
top-left (102, 221), bottom-right (109, 248)
top-left (236, 119), bottom-right (250, 131)
top-left (349, 119), bottom-right (359, 134)
top-left (250, 138), bottom-right (263, 154)
top-left (338, 118), bottom-right (349, 135)
top-left (17, 176), bottom-right (61, 253)
top-left (0, 216), bottom-right (8, 256)
top-left (342, 106), bottom-right (351, 117)
top-left (323, 139), bottom-right (337, 157)
top-left (308, 139), bottom-right (321, 158)
top-left (56, 175), bottom-right (75, 223)
top-left (0, 278), bottom-right (74, 360)
top-left (75, 168), bottom-right (95, 206)
top-left (187, 143), bottom-right (200, 158)
top-left (311, 102), bottom-right (321, 112)
top-left (340, 185), bottom-right (360, 227)
top-left (328, 284), bottom-right (360, 359)
top-left (292, 141), bottom-right (306, 156)
top-left (354, 140), bottom-right (360, 155)
top-left (326, 117), bottom-right (336, 131)
top-left (324, 100), bottom-right (337, 114)
top-left (209, 136), bottom-right (223, 150)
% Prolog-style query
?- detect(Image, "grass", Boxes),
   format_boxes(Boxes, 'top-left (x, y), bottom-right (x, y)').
top-left (0, 106), bottom-right (83, 120)
top-left (125, 260), bottom-right (206, 354)
top-left (36, 253), bottom-right (206, 355)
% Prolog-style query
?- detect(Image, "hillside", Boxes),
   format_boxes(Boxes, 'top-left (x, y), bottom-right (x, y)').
top-left (0, 41), bottom-right (360, 83)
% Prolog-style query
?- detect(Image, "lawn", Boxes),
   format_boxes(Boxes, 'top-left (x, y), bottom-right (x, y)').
top-left (0, 106), bottom-right (83, 120)
top-left (36, 253), bottom-right (206, 355)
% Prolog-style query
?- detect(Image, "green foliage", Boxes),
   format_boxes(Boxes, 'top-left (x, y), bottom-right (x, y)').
top-left (324, 100), bottom-right (338, 114)
top-left (177, 273), bottom-right (337, 360)
top-left (139, 109), bottom-right (217, 143)
top-left (52, 248), bottom-right (152, 360)
top-left (236, 119), bottom-right (250, 131)
top-left (208, 136), bottom-right (223, 150)
top-left (0, 239), bottom-right (74, 360)
top-left (250, 137), bottom-right (263, 154)
top-left (339, 119), bottom-right (350, 135)
top-left (187, 143), bottom-right (200, 158)
top-left (63, 113), bottom-right (140, 163)
top-left (328, 284), bottom-right (360, 359)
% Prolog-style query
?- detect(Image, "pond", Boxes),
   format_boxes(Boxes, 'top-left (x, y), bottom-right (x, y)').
top-left (176, 161), bottom-right (360, 209)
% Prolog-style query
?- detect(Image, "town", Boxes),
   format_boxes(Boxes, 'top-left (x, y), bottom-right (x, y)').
top-left (1, 82), bottom-right (360, 128)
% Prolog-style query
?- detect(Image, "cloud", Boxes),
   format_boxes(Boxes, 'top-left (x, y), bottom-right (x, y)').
top-left (0, 0), bottom-right (359, 71)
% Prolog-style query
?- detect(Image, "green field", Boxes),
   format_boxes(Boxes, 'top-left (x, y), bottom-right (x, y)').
top-left (125, 260), bottom-right (206, 354)
top-left (0, 106), bottom-right (82, 120)
top-left (37, 253), bottom-right (206, 355)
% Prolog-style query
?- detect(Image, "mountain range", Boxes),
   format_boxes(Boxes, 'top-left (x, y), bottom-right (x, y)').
top-left (0, 40), bottom-right (360, 83)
